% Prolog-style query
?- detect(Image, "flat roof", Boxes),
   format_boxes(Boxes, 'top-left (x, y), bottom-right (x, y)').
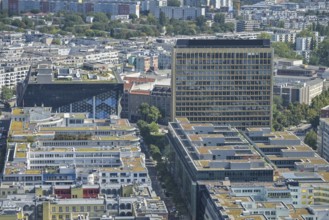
top-left (175, 39), bottom-right (271, 48)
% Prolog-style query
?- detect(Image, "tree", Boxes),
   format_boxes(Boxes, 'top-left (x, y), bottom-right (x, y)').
top-left (196, 15), bottom-right (206, 28)
top-left (137, 120), bottom-right (149, 137)
top-left (258, 32), bottom-right (271, 39)
top-left (150, 144), bottom-right (162, 162)
top-left (159, 11), bottom-right (168, 26)
top-left (147, 106), bottom-right (162, 123)
top-left (147, 14), bottom-right (157, 25)
top-left (304, 130), bottom-right (317, 150)
top-left (52, 38), bottom-right (61, 45)
top-left (310, 38), bottom-right (329, 66)
top-left (93, 12), bottom-right (108, 23)
top-left (214, 13), bottom-right (225, 24)
top-left (139, 103), bottom-right (162, 123)
top-left (1, 86), bottom-right (14, 101)
top-left (139, 103), bottom-right (150, 121)
top-left (272, 42), bottom-right (300, 59)
top-left (167, 0), bottom-right (181, 7)
top-left (148, 122), bottom-right (159, 133)
top-left (129, 14), bottom-right (138, 21)
top-left (297, 29), bottom-right (314, 38)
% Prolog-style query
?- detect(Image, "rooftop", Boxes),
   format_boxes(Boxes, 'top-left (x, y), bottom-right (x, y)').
top-left (29, 64), bottom-right (122, 84)
top-left (175, 39), bottom-right (271, 48)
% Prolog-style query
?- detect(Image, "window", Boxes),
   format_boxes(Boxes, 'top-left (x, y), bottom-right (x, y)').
top-left (52, 207), bottom-right (56, 212)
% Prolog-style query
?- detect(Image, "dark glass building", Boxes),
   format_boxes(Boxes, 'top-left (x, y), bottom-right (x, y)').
top-left (17, 63), bottom-right (123, 119)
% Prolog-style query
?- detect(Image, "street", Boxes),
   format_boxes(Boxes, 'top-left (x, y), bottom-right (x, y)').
top-left (141, 141), bottom-right (182, 220)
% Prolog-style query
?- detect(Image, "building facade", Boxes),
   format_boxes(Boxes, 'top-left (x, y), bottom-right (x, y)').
top-left (317, 118), bottom-right (329, 161)
top-left (274, 78), bottom-right (324, 106)
top-left (171, 39), bottom-right (273, 130)
top-left (17, 63), bottom-right (123, 119)
top-left (167, 118), bottom-right (274, 220)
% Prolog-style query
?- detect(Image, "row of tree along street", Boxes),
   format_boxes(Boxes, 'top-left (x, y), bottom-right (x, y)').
top-left (136, 103), bottom-right (188, 216)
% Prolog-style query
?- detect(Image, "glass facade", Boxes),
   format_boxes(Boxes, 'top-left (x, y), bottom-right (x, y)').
top-left (172, 41), bottom-right (273, 130)
top-left (17, 83), bottom-right (123, 119)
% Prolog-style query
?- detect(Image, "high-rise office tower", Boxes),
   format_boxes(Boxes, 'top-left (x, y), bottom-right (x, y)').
top-left (171, 39), bottom-right (273, 130)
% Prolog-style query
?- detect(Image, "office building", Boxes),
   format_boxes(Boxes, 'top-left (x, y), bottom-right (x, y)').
top-left (17, 62), bottom-right (123, 119)
top-left (199, 181), bottom-right (329, 220)
top-left (171, 39), bottom-right (273, 130)
top-left (167, 118), bottom-right (274, 220)
top-left (245, 127), bottom-right (327, 172)
top-left (274, 78), bottom-right (324, 106)
top-left (317, 117), bottom-right (329, 161)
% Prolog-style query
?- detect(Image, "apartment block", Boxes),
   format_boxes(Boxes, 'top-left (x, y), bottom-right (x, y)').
top-left (2, 107), bottom-right (148, 187)
top-left (152, 6), bottom-right (205, 20)
top-left (236, 20), bottom-right (260, 32)
top-left (171, 39), bottom-right (273, 130)
top-left (271, 32), bottom-right (297, 44)
top-left (3, 0), bottom-right (140, 17)
top-left (0, 64), bottom-right (30, 90)
top-left (296, 37), bottom-right (312, 51)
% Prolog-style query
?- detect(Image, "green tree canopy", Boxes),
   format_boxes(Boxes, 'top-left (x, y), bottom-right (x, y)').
top-left (309, 38), bottom-right (329, 66)
top-left (258, 32), bottom-right (271, 39)
top-left (272, 42), bottom-right (302, 59)
top-left (139, 103), bottom-right (150, 121)
top-left (297, 29), bottom-right (314, 38)
top-left (92, 12), bottom-right (108, 23)
top-left (138, 103), bottom-right (162, 123)
top-left (148, 121), bottom-right (159, 133)
top-left (159, 11), bottom-right (168, 26)
top-left (150, 144), bottom-right (162, 162)
top-left (304, 130), bottom-right (317, 150)
top-left (1, 86), bottom-right (14, 101)
top-left (214, 13), bottom-right (225, 24)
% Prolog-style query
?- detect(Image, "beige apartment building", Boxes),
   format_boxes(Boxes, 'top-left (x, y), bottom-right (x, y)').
top-left (171, 39), bottom-right (273, 130)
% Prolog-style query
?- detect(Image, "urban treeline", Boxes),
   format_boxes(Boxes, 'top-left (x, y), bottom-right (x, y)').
top-left (0, 10), bottom-right (234, 39)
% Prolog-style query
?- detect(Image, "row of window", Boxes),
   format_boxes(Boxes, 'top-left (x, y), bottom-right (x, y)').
top-left (175, 64), bottom-right (272, 70)
top-left (176, 59), bottom-right (272, 65)
top-left (52, 205), bottom-right (103, 213)
top-left (175, 52), bottom-right (272, 59)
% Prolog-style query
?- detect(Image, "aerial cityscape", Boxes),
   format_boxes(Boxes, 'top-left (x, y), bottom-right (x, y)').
top-left (1, 0), bottom-right (329, 220)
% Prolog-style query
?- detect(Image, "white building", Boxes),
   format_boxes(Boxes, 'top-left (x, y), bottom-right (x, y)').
top-left (0, 64), bottom-right (30, 90)
top-left (2, 107), bottom-right (148, 186)
top-left (152, 6), bottom-right (205, 20)
top-left (296, 37), bottom-right (312, 51)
